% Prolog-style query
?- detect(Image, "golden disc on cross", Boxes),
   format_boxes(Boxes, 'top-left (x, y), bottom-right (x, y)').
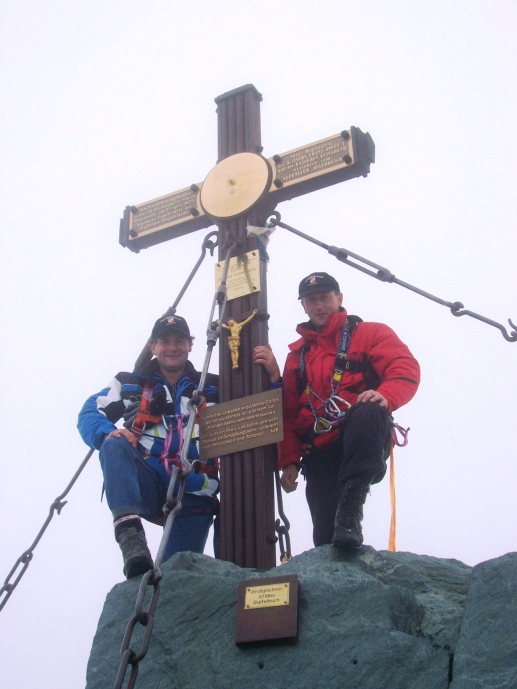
top-left (200, 152), bottom-right (272, 219)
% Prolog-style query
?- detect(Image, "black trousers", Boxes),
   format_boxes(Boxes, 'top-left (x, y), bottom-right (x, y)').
top-left (303, 402), bottom-right (391, 547)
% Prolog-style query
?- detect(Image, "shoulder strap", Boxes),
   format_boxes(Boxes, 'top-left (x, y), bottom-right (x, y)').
top-left (131, 381), bottom-right (163, 439)
top-left (295, 316), bottom-right (375, 394)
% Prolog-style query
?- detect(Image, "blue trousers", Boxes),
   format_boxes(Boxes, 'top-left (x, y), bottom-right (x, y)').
top-left (99, 436), bottom-right (218, 562)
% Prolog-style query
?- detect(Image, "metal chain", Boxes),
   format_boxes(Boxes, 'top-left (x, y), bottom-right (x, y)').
top-left (112, 239), bottom-right (237, 689)
top-left (267, 211), bottom-right (517, 343)
top-left (0, 448), bottom-right (95, 612)
top-left (274, 462), bottom-right (292, 565)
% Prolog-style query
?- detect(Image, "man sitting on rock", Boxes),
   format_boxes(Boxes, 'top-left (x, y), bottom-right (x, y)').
top-left (277, 272), bottom-right (420, 550)
top-left (78, 315), bottom-right (219, 578)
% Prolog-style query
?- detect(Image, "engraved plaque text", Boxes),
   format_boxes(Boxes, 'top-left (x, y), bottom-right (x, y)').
top-left (272, 133), bottom-right (353, 188)
top-left (215, 250), bottom-right (260, 300)
top-left (130, 186), bottom-right (202, 237)
top-left (199, 388), bottom-right (283, 460)
top-left (245, 583), bottom-right (290, 610)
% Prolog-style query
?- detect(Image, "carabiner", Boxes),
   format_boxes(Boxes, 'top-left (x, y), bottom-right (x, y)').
top-left (325, 398), bottom-right (341, 416)
top-left (314, 417), bottom-right (332, 434)
top-left (331, 395), bottom-right (352, 409)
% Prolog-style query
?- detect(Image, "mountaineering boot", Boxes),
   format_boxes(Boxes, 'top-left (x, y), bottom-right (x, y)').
top-left (332, 482), bottom-right (369, 550)
top-left (117, 526), bottom-right (154, 578)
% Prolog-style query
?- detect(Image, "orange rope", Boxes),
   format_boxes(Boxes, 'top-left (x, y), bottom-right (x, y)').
top-left (388, 441), bottom-right (397, 552)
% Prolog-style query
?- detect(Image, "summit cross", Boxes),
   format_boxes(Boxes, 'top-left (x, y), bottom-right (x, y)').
top-left (119, 84), bottom-right (375, 569)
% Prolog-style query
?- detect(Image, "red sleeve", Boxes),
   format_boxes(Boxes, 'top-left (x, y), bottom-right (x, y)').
top-left (278, 353), bottom-right (304, 470)
top-left (365, 323), bottom-right (420, 412)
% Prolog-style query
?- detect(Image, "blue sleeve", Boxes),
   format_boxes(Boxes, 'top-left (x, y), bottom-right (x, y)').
top-left (77, 388), bottom-right (118, 451)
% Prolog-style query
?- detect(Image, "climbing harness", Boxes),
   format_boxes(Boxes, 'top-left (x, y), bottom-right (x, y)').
top-left (130, 380), bottom-right (190, 476)
top-left (266, 211), bottom-right (517, 343)
top-left (112, 235), bottom-right (237, 689)
top-left (160, 414), bottom-right (185, 475)
top-left (301, 320), bottom-right (354, 434)
top-left (131, 381), bottom-right (163, 437)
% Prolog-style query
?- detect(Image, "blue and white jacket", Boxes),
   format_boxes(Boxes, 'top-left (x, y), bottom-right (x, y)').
top-left (78, 359), bottom-right (220, 498)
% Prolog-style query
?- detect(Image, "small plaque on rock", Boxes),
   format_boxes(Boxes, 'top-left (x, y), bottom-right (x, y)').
top-left (235, 574), bottom-right (299, 647)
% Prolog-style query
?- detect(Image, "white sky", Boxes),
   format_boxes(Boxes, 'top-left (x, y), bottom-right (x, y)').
top-left (1, 2), bottom-right (516, 687)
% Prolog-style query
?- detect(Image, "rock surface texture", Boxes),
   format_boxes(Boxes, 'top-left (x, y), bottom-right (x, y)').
top-left (86, 546), bottom-right (516, 689)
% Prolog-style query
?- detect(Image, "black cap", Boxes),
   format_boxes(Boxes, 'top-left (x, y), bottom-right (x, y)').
top-left (150, 315), bottom-right (191, 341)
top-left (298, 272), bottom-right (340, 299)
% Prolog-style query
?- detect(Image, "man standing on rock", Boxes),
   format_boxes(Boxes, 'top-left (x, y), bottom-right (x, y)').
top-left (78, 315), bottom-right (219, 578)
top-left (277, 272), bottom-right (420, 549)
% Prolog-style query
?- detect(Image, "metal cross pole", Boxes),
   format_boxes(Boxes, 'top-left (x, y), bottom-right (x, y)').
top-left (119, 84), bottom-right (375, 568)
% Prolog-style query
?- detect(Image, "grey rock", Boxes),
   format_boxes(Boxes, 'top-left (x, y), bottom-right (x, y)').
top-left (449, 552), bottom-right (517, 689)
top-left (87, 545), bottom-right (484, 689)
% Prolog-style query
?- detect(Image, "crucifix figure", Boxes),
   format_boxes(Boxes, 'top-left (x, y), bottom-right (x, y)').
top-left (222, 309), bottom-right (258, 369)
top-left (120, 84), bottom-right (375, 568)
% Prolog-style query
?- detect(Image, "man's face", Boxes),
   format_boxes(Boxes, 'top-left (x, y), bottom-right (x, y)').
top-left (150, 331), bottom-right (192, 375)
top-left (301, 290), bottom-right (343, 330)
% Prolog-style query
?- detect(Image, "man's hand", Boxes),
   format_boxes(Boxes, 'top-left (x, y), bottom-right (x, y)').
top-left (106, 428), bottom-right (139, 449)
top-left (357, 389), bottom-right (388, 408)
top-left (253, 344), bottom-right (281, 383)
top-left (280, 463), bottom-right (299, 493)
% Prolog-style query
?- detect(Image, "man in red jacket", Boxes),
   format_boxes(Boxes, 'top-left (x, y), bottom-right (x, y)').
top-left (277, 272), bottom-right (420, 550)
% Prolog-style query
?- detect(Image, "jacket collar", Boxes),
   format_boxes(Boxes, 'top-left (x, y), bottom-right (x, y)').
top-left (289, 308), bottom-right (349, 352)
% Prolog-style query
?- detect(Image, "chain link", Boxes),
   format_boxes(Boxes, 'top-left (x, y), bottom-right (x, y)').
top-left (112, 239), bottom-right (236, 689)
top-left (274, 460), bottom-right (292, 564)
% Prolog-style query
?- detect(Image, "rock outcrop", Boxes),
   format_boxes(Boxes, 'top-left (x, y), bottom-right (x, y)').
top-left (86, 547), bottom-right (517, 689)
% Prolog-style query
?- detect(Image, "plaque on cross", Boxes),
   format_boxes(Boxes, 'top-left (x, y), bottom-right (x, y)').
top-left (119, 84), bottom-right (375, 569)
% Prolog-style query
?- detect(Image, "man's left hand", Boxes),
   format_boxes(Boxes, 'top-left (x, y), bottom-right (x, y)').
top-left (253, 345), bottom-right (281, 383)
top-left (357, 389), bottom-right (388, 408)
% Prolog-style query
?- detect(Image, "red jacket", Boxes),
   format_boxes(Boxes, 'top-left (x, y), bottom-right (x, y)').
top-left (278, 309), bottom-right (420, 469)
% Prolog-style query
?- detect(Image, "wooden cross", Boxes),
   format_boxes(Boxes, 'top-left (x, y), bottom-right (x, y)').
top-left (119, 84), bottom-right (375, 569)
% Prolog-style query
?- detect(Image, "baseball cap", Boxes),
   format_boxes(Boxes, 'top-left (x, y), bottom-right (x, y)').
top-left (150, 315), bottom-right (191, 340)
top-left (298, 272), bottom-right (340, 299)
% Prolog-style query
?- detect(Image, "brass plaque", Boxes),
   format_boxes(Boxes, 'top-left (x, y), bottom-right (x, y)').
top-left (215, 251), bottom-right (260, 300)
top-left (129, 184), bottom-right (204, 238)
top-left (235, 574), bottom-right (299, 647)
top-left (199, 388), bottom-right (283, 460)
top-left (245, 583), bottom-right (290, 610)
top-left (269, 132), bottom-right (354, 189)
top-left (200, 152), bottom-right (272, 219)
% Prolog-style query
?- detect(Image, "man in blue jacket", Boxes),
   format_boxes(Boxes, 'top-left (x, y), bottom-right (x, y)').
top-left (78, 315), bottom-right (219, 578)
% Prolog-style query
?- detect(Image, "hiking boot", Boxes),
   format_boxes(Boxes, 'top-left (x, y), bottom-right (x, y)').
top-left (118, 526), bottom-right (154, 579)
top-left (332, 483), bottom-right (369, 550)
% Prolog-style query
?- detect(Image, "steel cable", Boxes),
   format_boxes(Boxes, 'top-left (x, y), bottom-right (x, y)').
top-left (0, 448), bottom-right (95, 612)
top-left (266, 212), bottom-right (517, 343)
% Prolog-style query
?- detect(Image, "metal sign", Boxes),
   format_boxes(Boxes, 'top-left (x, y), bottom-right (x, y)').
top-left (199, 388), bottom-right (283, 460)
top-left (235, 574), bottom-right (299, 647)
top-left (215, 251), bottom-right (260, 301)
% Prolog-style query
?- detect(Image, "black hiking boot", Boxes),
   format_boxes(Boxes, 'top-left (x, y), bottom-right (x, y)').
top-left (332, 483), bottom-right (369, 550)
top-left (118, 526), bottom-right (154, 579)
